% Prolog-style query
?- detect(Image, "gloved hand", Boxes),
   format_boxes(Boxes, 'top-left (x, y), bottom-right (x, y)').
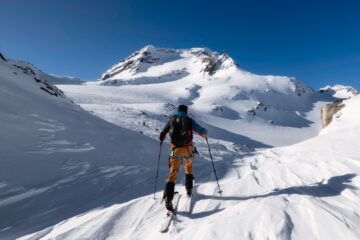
top-left (159, 131), bottom-right (167, 142)
top-left (200, 128), bottom-right (207, 138)
top-left (199, 129), bottom-right (208, 138)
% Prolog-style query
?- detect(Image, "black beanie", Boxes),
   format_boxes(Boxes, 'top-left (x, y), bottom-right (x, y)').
top-left (178, 104), bottom-right (188, 113)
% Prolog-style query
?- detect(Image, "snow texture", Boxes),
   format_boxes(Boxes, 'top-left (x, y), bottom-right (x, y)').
top-left (0, 47), bottom-right (359, 240)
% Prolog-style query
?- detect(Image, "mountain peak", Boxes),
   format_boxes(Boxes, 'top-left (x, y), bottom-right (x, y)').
top-left (320, 85), bottom-right (359, 98)
top-left (140, 44), bottom-right (157, 53)
top-left (98, 46), bottom-right (240, 82)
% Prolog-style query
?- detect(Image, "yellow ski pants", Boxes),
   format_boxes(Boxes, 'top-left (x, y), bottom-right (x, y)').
top-left (167, 145), bottom-right (193, 183)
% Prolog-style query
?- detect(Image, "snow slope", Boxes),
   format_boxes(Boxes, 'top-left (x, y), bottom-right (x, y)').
top-left (20, 94), bottom-right (360, 240)
top-left (0, 55), bottom-right (164, 239)
top-left (319, 85), bottom-right (359, 99)
top-left (9, 59), bottom-right (83, 85)
top-left (60, 45), bottom-right (339, 148)
top-left (1, 47), bottom-right (359, 240)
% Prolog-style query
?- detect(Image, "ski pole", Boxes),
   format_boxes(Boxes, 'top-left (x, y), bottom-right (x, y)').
top-left (153, 141), bottom-right (162, 199)
top-left (206, 137), bottom-right (223, 196)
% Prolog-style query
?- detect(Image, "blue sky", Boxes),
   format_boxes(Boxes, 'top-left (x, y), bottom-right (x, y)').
top-left (1, 0), bottom-right (359, 89)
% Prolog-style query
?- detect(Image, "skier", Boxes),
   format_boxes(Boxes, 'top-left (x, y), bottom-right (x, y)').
top-left (159, 104), bottom-right (207, 212)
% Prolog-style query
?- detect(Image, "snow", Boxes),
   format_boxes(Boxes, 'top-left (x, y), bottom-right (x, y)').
top-left (8, 59), bottom-right (83, 85)
top-left (19, 95), bottom-right (360, 240)
top-left (0, 46), bottom-right (359, 240)
top-left (0, 57), bottom-right (161, 239)
top-left (319, 85), bottom-right (359, 99)
top-left (89, 46), bottom-right (341, 147)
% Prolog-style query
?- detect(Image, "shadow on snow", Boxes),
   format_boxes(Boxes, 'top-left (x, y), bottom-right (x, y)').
top-left (197, 173), bottom-right (357, 201)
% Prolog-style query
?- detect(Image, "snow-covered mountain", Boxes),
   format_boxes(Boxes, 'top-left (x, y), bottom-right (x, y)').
top-left (1, 47), bottom-right (359, 240)
top-left (319, 85), bottom-right (359, 99)
top-left (76, 45), bottom-right (338, 147)
top-left (8, 59), bottom-right (83, 85)
top-left (0, 54), bottom-right (160, 239)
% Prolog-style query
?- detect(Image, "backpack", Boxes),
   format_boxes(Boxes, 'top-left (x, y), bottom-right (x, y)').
top-left (169, 115), bottom-right (193, 147)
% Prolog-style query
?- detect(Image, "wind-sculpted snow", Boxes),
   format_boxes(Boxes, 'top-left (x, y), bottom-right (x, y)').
top-left (0, 58), bottom-right (160, 239)
top-left (19, 97), bottom-right (360, 240)
top-left (1, 48), bottom-right (359, 240)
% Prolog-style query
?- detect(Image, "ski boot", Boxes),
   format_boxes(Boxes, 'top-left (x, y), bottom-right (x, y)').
top-left (165, 199), bottom-right (174, 212)
top-left (186, 188), bottom-right (192, 197)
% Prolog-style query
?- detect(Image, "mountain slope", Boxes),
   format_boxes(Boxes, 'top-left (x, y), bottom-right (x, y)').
top-left (62, 45), bottom-right (338, 147)
top-left (8, 59), bottom-right (83, 85)
top-left (0, 55), bottom-right (162, 239)
top-left (2, 47), bottom-right (359, 240)
top-left (319, 85), bottom-right (359, 99)
top-left (20, 95), bottom-right (360, 240)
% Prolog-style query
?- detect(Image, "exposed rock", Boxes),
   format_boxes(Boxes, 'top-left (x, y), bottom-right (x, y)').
top-left (291, 78), bottom-right (315, 96)
top-left (199, 51), bottom-right (237, 76)
top-left (38, 80), bottom-right (65, 97)
top-left (99, 45), bottom-right (171, 81)
top-left (247, 102), bottom-right (268, 116)
top-left (212, 105), bottom-right (224, 112)
top-left (321, 100), bottom-right (345, 127)
top-left (247, 109), bottom-right (256, 116)
top-left (255, 102), bottom-right (268, 111)
top-left (0, 52), bottom-right (6, 61)
top-left (100, 46), bottom-right (239, 82)
top-left (13, 64), bottom-right (36, 76)
top-left (11, 61), bottom-right (65, 98)
top-left (319, 85), bottom-right (359, 98)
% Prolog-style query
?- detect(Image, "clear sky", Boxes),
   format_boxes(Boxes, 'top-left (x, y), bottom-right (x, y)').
top-left (1, 0), bottom-right (359, 89)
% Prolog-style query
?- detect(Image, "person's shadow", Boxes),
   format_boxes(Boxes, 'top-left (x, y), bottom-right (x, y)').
top-left (197, 173), bottom-right (357, 201)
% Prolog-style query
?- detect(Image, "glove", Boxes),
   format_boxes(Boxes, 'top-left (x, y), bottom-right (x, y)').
top-left (200, 129), bottom-right (208, 138)
top-left (159, 131), bottom-right (167, 142)
top-left (199, 129), bottom-right (207, 138)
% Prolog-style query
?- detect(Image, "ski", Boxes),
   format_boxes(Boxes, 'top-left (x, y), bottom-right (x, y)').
top-left (160, 192), bottom-right (181, 233)
top-left (182, 195), bottom-right (192, 213)
top-left (181, 184), bottom-right (198, 214)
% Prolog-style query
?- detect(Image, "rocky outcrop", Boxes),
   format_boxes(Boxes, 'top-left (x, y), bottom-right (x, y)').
top-left (13, 63), bottom-right (37, 76)
top-left (319, 85), bottom-right (359, 98)
top-left (99, 45), bottom-right (175, 81)
top-left (197, 51), bottom-right (237, 76)
top-left (292, 79), bottom-right (314, 96)
top-left (247, 102), bottom-right (268, 116)
top-left (99, 45), bottom-right (239, 82)
top-left (101, 50), bottom-right (160, 80)
top-left (10, 60), bottom-right (65, 98)
top-left (0, 52), bottom-right (6, 61)
top-left (321, 100), bottom-right (345, 127)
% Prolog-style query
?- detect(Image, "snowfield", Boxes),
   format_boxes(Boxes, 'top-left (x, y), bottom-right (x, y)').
top-left (0, 46), bottom-right (359, 240)
top-left (0, 54), bottom-right (162, 239)
top-left (19, 95), bottom-right (360, 240)
top-left (62, 45), bottom-right (343, 148)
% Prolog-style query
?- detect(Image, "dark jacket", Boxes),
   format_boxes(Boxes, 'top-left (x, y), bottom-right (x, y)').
top-left (160, 111), bottom-right (207, 146)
